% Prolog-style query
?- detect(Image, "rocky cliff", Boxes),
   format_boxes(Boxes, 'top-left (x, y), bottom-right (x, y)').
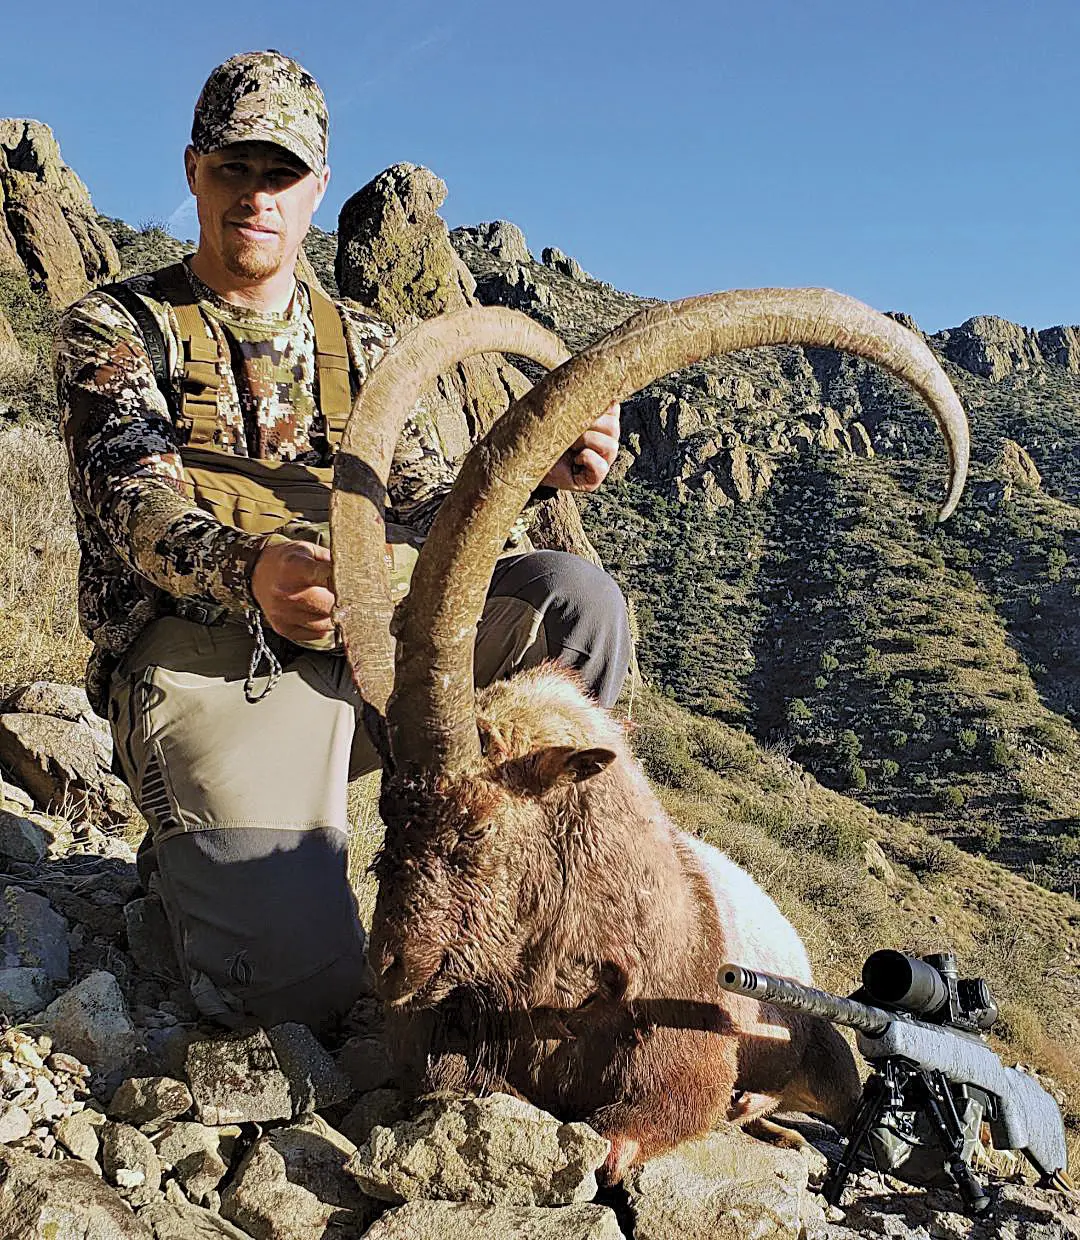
top-left (0, 120), bottom-right (118, 306)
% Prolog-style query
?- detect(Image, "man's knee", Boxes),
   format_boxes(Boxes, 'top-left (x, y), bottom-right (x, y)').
top-left (488, 550), bottom-right (631, 706)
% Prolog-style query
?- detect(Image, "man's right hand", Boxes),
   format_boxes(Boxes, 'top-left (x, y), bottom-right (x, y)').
top-left (250, 539), bottom-right (336, 645)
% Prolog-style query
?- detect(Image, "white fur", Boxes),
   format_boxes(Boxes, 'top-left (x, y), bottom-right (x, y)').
top-left (680, 833), bottom-right (812, 984)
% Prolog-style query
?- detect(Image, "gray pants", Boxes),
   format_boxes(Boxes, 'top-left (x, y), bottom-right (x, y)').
top-left (109, 551), bottom-right (630, 1030)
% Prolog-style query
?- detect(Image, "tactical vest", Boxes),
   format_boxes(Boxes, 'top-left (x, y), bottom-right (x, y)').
top-left (101, 262), bottom-right (423, 618)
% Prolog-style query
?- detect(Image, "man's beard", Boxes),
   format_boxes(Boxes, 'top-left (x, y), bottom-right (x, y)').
top-left (223, 233), bottom-right (286, 280)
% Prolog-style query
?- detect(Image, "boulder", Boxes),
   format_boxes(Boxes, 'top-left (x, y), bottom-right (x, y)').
top-left (338, 1087), bottom-right (407, 1148)
top-left (0, 809), bottom-right (49, 863)
top-left (101, 1120), bottom-right (163, 1208)
top-left (55, 1105), bottom-right (106, 1164)
top-left (0, 711), bottom-right (100, 813)
top-left (542, 246), bottom-right (588, 282)
top-left (37, 969), bottom-right (145, 1079)
top-left (0, 966), bottom-right (54, 1018)
top-left (452, 220), bottom-right (532, 265)
top-left (0, 1146), bottom-right (152, 1238)
top-left (624, 1126), bottom-right (822, 1240)
top-left (184, 1023), bottom-right (348, 1126)
top-left (0, 119), bottom-right (119, 307)
top-left (337, 162), bottom-right (600, 565)
top-left (362, 1200), bottom-right (626, 1239)
top-left (219, 1114), bottom-right (375, 1239)
top-left (265, 1021), bottom-right (351, 1113)
top-left (997, 438), bottom-right (1042, 490)
top-left (109, 1076), bottom-right (193, 1127)
top-left (0, 884), bottom-right (69, 982)
top-left (153, 1120), bottom-right (239, 1204)
top-left (138, 1200), bottom-right (252, 1239)
top-left (350, 1092), bottom-right (609, 1207)
top-left (934, 315), bottom-right (1044, 382)
top-left (184, 1027), bottom-right (292, 1126)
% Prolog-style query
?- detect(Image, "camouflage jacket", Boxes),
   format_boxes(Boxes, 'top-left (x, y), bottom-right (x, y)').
top-left (55, 261), bottom-right (466, 713)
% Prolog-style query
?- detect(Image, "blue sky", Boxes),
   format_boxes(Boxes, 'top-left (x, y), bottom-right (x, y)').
top-left (3, 0), bottom-right (1078, 333)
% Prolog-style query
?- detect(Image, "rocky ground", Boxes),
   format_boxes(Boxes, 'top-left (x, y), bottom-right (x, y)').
top-left (0, 679), bottom-right (1076, 1238)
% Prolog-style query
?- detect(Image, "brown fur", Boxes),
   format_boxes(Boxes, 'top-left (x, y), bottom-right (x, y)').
top-left (370, 666), bottom-right (860, 1176)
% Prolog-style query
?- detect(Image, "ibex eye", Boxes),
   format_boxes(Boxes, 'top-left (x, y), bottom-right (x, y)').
top-left (460, 820), bottom-right (491, 843)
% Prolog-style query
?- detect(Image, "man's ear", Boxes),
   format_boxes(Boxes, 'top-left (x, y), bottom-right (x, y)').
top-left (183, 146), bottom-right (198, 195)
top-left (528, 746), bottom-right (617, 792)
top-left (313, 163), bottom-right (330, 210)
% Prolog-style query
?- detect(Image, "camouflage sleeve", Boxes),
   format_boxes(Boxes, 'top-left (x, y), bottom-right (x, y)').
top-left (339, 301), bottom-right (456, 537)
top-left (55, 292), bottom-right (269, 611)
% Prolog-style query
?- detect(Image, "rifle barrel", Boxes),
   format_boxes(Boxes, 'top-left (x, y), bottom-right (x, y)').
top-left (719, 963), bottom-right (892, 1036)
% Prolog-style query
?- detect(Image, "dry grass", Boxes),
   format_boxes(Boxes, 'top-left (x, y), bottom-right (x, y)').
top-left (0, 333), bottom-right (34, 394)
top-left (0, 426), bottom-right (89, 692)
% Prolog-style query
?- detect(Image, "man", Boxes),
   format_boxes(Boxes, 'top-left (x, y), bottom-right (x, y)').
top-left (56, 50), bottom-right (630, 1031)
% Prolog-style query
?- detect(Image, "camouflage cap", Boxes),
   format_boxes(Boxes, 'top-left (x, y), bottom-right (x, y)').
top-left (191, 50), bottom-right (328, 174)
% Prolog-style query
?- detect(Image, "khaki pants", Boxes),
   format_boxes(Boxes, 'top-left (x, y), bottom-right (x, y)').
top-left (110, 551), bottom-right (631, 1029)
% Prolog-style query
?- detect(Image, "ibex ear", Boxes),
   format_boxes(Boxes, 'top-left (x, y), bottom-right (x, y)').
top-left (529, 745), bottom-right (617, 792)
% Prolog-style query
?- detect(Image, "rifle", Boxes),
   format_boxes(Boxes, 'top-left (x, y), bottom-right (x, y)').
top-left (718, 950), bottom-right (1073, 1217)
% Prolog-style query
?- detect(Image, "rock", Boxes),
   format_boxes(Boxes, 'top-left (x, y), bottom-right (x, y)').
top-left (266, 1021), bottom-right (351, 1113)
top-left (102, 1120), bottom-right (162, 1208)
top-left (1037, 324), bottom-right (1080, 373)
top-left (109, 1076), bottom-right (193, 1126)
top-left (934, 315), bottom-right (1044, 381)
top-left (0, 120), bottom-right (120, 307)
top-left (350, 1092), bottom-right (609, 1207)
top-left (336, 1033), bottom-right (395, 1095)
top-left (138, 1200), bottom-right (253, 1239)
top-left (5, 679), bottom-right (96, 723)
top-left (0, 966), bottom-right (54, 1017)
top-left (0, 884), bottom-right (69, 981)
top-left (0, 711), bottom-right (100, 814)
top-left (0, 781), bottom-right (34, 812)
top-left (848, 421), bottom-right (875, 458)
top-left (337, 162), bottom-right (602, 568)
top-left (38, 970), bottom-right (145, 1079)
top-left (338, 1088), bottom-right (407, 1147)
top-left (997, 438), bottom-right (1042, 490)
top-left (624, 1126), bottom-right (819, 1240)
top-left (184, 1027), bottom-right (292, 1125)
top-left (0, 809), bottom-right (49, 862)
top-left (153, 1120), bottom-right (238, 1204)
top-left (361, 1200), bottom-right (626, 1238)
top-left (0, 1101), bottom-right (32, 1143)
top-left (124, 895), bottom-right (181, 979)
top-left (864, 839), bottom-right (895, 884)
top-left (452, 220), bottom-right (532, 265)
top-left (0, 1146), bottom-right (152, 1237)
top-left (542, 246), bottom-right (588, 281)
top-left (55, 1105), bottom-right (106, 1163)
top-left (219, 1114), bottom-right (375, 1239)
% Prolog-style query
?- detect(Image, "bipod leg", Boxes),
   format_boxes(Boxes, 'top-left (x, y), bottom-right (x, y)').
top-left (919, 1069), bottom-right (992, 1217)
top-left (821, 1067), bottom-right (893, 1208)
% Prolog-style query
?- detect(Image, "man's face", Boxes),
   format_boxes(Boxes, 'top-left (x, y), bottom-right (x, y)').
top-left (184, 140), bottom-right (330, 283)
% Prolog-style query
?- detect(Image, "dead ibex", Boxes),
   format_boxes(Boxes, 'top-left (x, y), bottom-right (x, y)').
top-left (330, 290), bottom-right (969, 1176)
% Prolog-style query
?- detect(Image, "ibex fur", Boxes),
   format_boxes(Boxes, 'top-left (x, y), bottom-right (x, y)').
top-left (330, 291), bottom-right (970, 1175)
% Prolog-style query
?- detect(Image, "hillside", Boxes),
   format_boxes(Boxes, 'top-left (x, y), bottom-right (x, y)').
top-left (448, 224), bottom-right (1080, 899)
top-left (0, 131), bottom-right (1077, 1227)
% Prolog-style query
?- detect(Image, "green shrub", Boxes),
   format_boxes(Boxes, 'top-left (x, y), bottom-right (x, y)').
top-left (987, 739), bottom-right (1014, 769)
top-left (631, 721), bottom-right (705, 792)
top-left (687, 719), bottom-right (755, 776)
top-left (881, 759), bottom-right (900, 780)
top-left (939, 786), bottom-right (968, 812)
top-left (956, 729), bottom-right (978, 755)
top-left (911, 837), bottom-right (964, 878)
top-left (819, 653), bottom-right (839, 674)
top-left (844, 760), bottom-right (868, 791)
top-left (786, 698), bottom-right (812, 726)
top-left (973, 820), bottom-right (1002, 854)
top-left (888, 729), bottom-right (908, 750)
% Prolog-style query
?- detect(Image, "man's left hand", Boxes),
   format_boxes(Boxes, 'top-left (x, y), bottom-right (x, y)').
top-left (541, 402), bottom-right (620, 492)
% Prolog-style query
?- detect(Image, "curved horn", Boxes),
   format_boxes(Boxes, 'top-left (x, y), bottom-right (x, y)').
top-left (386, 287), bottom-right (970, 777)
top-left (331, 308), bottom-right (571, 715)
